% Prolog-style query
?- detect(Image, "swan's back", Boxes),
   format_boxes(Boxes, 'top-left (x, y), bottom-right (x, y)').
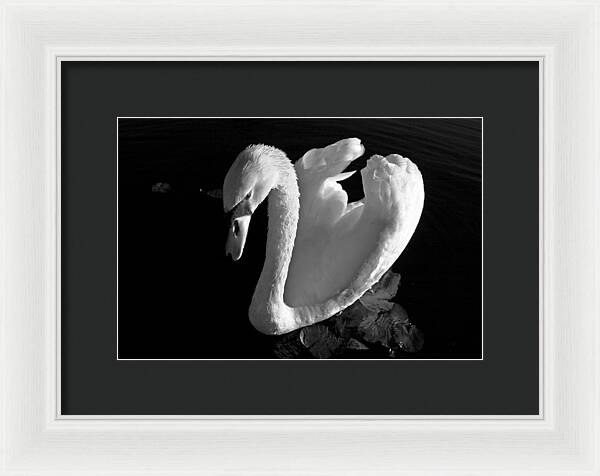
top-left (283, 138), bottom-right (424, 310)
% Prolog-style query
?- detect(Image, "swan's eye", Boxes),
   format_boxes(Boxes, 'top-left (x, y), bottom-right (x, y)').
top-left (245, 191), bottom-right (252, 200)
top-left (233, 220), bottom-right (240, 237)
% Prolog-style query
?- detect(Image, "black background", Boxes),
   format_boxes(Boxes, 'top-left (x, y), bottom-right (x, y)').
top-left (62, 62), bottom-right (539, 414)
top-left (118, 118), bottom-right (482, 359)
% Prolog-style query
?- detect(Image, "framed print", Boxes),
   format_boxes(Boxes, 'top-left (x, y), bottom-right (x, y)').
top-left (1, 1), bottom-right (599, 475)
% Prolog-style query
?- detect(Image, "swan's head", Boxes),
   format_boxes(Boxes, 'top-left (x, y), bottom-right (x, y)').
top-left (222, 144), bottom-right (284, 260)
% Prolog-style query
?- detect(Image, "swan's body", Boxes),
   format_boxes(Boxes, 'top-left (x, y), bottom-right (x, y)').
top-left (223, 138), bottom-right (424, 335)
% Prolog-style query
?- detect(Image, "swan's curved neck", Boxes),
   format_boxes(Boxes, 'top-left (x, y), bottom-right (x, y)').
top-left (261, 174), bottom-right (299, 300)
top-left (248, 152), bottom-right (349, 335)
top-left (249, 157), bottom-right (301, 334)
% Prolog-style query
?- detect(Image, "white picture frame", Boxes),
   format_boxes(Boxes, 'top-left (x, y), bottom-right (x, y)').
top-left (1, 0), bottom-right (598, 474)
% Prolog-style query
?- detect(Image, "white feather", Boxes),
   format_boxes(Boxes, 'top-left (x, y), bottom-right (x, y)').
top-left (224, 138), bottom-right (425, 335)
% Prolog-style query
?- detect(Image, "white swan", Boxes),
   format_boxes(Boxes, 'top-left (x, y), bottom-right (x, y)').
top-left (223, 138), bottom-right (424, 335)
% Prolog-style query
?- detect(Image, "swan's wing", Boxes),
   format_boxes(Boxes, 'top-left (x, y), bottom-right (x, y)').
top-left (286, 140), bottom-right (424, 312)
top-left (294, 138), bottom-right (365, 232)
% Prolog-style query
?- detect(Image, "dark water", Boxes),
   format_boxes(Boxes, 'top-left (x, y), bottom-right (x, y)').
top-left (118, 118), bottom-right (482, 359)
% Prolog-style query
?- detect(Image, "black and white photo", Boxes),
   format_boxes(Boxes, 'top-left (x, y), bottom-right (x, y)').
top-left (117, 117), bottom-right (482, 360)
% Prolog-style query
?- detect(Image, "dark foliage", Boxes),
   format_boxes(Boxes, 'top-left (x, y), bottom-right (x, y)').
top-left (272, 271), bottom-right (424, 359)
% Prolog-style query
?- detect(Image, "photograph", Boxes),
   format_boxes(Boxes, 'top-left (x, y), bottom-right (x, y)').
top-left (117, 117), bottom-right (482, 359)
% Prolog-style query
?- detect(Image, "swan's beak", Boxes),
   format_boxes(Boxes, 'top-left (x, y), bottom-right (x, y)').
top-left (226, 214), bottom-right (251, 261)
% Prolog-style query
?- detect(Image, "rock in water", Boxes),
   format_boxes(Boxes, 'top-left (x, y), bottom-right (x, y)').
top-left (151, 182), bottom-right (172, 193)
top-left (199, 188), bottom-right (223, 199)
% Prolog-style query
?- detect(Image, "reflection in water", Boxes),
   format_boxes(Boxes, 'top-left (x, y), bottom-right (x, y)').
top-left (273, 270), bottom-right (424, 359)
